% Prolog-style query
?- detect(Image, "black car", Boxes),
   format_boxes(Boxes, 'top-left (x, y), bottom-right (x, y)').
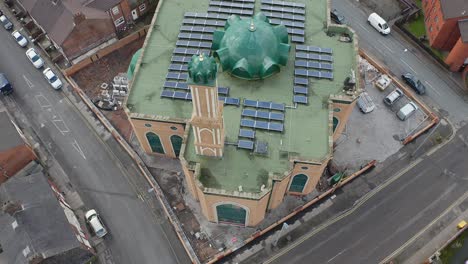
top-left (401, 73), bottom-right (426, 95)
top-left (330, 9), bottom-right (345, 24)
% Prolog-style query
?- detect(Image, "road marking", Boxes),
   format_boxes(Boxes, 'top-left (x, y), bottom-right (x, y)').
top-left (359, 24), bottom-right (370, 33)
top-left (377, 40), bottom-right (393, 53)
top-left (379, 190), bottom-right (468, 264)
top-left (35, 94), bottom-right (52, 108)
top-left (23, 75), bottom-right (34, 89)
top-left (424, 81), bottom-right (441, 96)
top-left (400, 59), bottom-right (417, 73)
top-left (71, 139), bottom-right (86, 160)
top-left (327, 248), bottom-right (348, 263)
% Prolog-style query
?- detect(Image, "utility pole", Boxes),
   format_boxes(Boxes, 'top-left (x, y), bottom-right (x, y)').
top-left (273, 222), bottom-right (289, 247)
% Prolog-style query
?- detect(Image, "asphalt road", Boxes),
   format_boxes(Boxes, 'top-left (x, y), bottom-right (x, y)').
top-left (0, 23), bottom-right (188, 264)
top-left (262, 1), bottom-right (468, 263)
top-left (267, 126), bottom-right (468, 264)
top-left (334, 0), bottom-right (468, 127)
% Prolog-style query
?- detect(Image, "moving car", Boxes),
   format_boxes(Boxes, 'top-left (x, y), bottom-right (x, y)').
top-left (0, 14), bottom-right (13, 30)
top-left (330, 9), bottom-right (345, 24)
top-left (25, 48), bottom-right (44, 68)
top-left (85, 209), bottom-right (108, 238)
top-left (357, 92), bottom-right (375, 113)
top-left (397, 102), bottom-right (418, 121)
top-left (383, 88), bottom-right (403, 106)
top-left (0, 73), bottom-right (13, 95)
top-left (401, 73), bottom-right (426, 95)
top-left (42, 68), bottom-right (63, 89)
top-left (12, 30), bottom-right (28, 47)
top-left (368, 13), bottom-right (390, 35)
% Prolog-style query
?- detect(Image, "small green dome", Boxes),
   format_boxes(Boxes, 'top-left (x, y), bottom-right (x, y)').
top-left (187, 54), bottom-right (218, 86)
top-left (212, 13), bottom-right (290, 80)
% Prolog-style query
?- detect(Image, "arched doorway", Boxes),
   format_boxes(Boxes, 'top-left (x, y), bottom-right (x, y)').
top-left (146, 132), bottom-right (164, 154)
top-left (289, 174), bottom-right (308, 193)
top-left (170, 135), bottom-right (183, 157)
top-left (216, 203), bottom-right (247, 226)
top-left (333, 117), bottom-right (339, 133)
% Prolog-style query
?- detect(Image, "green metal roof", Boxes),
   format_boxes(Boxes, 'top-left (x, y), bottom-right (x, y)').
top-left (187, 54), bottom-right (218, 86)
top-left (127, 49), bottom-right (142, 80)
top-left (212, 13), bottom-right (290, 80)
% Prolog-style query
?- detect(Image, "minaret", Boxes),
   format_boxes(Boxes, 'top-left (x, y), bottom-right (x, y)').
top-left (188, 54), bottom-right (225, 157)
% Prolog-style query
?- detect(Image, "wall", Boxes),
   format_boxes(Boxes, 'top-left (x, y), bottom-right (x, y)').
top-left (196, 186), bottom-right (270, 226)
top-left (445, 38), bottom-right (468, 71)
top-left (332, 100), bottom-right (357, 141)
top-left (131, 118), bottom-right (185, 158)
top-left (268, 174), bottom-right (290, 209)
top-left (287, 161), bottom-right (328, 195)
top-left (0, 145), bottom-right (37, 184)
top-left (62, 18), bottom-right (116, 61)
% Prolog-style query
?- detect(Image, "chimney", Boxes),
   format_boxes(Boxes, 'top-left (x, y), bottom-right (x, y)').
top-left (73, 12), bottom-right (86, 25)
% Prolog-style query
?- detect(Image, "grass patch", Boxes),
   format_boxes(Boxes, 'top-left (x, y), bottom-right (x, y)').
top-left (414, 0), bottom-right (422, 8)
top-left (439, 229), bottom-right (468, 264)
top-left (405, 14), bottom-right (426, 37)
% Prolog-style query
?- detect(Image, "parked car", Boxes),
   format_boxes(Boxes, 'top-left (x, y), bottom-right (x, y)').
top-left (383, 88), bottom-right (404, 106)
top-left (0, 15), bottom-right (13, 30)
top-left (25, 48), bottom-right (44, 68)
top-left (85, 209), bottom-right (108, 238)
top-left (368, 13), bottom-right (390, 35)
top-left (12, 30), bottom-right (28, 47)
top-left (42, 68), bottom-right (63, 89)
top-left (397, 102), bottom-right (418, 121)
top-left (330, 9), bottom-right (345, 24)
top-left (401, 73), bottom-right (426, 95)
top-left (357, 92), bottom-right (375, 113)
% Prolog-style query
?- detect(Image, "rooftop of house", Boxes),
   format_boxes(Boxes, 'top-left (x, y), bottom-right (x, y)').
top-left (126, 0), bottom-right (358, 194)
top-left (459, 19), bottom-right (468, 42)
top-left (18, 0), bottom-right (119, 45)
top-left (0, 172), bottom-right (86, 264)
top-left (440, 0), bottom-right (468, 19)
top-left (0, 111), bottom-right (24, 152)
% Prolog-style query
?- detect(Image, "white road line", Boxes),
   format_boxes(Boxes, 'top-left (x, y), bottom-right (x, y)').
top-left (424, 81), bottom-right (441, 96)
top-left (71, 139), bottom-right (87, 160)
top-left (34, 94), bottom-right (52, 108)
top-left (23, 75), bottom-right (34, 89)
top-left (400, 59), bottom-right (417, 73)
top-left (359, 24), bottom-right (370, 33)
top-left (377, 40), bottom-right (393, 53)
top-left (52, 119), bottom-right (70, 135)
top-left (327, 248), bottom-right (348, 263)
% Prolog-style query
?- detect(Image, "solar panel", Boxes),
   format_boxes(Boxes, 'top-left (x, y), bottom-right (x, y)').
top-left (260, 5), bottom-right (305, 15)
top-left (296, 45), bottom-right (333, 54)
top-left (180, 25), bottom-right (216, 33)
top-left (268, 19), bottom-right (305, 29)
top-left (171, 56), bottom-right (192, 63)
top-left (242, 99), bottom-right (285, 111)
top-left (263, 12), bottom-right (305, 22)
top-left (217, 87), bottom-right (229, 95)
top-left (182, 18), bottom-right (225, 27)
top-left (176, 40), bottom-right (212, 49)
top-left (207, 7), bottom-right (254, 16)
top-left (178, 33), bottom-right (214, 41)
top-left (239, 129), bottom-right (255, 139)
top-left (163, 81), bottom-right (189, 90)
top-left (294, 60), bottom-right (307, 68)
top-left (294, 69), bottom-right (307, 77)
top-left (270, 102), bottom-right (285, 111)
top-left (320, 71), bottom-right (334, 79)
top-left (269, 112), bottom-right (285, 121)
top-left (294, 77), bottom-right (308, 86)
top-left (238, 140), bottom-right (254, 150)
top-left (293, 86), bottom-right (308, 95)
top-left (307, 70), bottom-right (320, 78)
top-left (268, 123), bottom-right (284, 132)
top-left (184, 12), bottom-right (230, 20)
top-left (241, 119), bottom-right (255, 127)
top-left (174, 91), bottom-right (188, 99)
top-left (161, 90), bottom-right (175, 98)
top-left (290, 29), bottom-right (305, 36)
top-left (293, 95), bottom-right (308, 104)
top-left (262, 0), bottom-right (306, 9)
top-left (224, 97), bottom-right (240, 106)
top-left (256, 121), bottom-right (269, 129)
top-left (320, 63), bottom-right (333, 70)
top-left (166, 72), bottom-right (188, 80)
top-left (242, 109), bottom-right (257, 118)
top-left (169, 64), bottom-right (188, 71)
top-left (243, 99), bottom-right (258, 107)
top-left (295, 52), bottom-right (333, 62)
top-left (241, 110), bottom-right (285, 121)
top-left (210, 1), bottom-right (255, 9)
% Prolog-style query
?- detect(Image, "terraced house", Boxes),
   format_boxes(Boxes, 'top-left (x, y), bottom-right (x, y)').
top-left (125, 0), bottom-right (360, 227)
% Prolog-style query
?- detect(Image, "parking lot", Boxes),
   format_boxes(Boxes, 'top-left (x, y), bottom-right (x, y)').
top-left (333, 59), bottom-right (430, 171)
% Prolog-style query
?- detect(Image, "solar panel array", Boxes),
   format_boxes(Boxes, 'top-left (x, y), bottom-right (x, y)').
top-left (261, 0), bottom-right (306, 43)
top-left (208, 0), bottom-right (255, 17)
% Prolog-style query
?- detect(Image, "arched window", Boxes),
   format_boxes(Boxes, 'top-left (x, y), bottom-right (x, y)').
top-left (289, 174), bottom-right (308, 193)
top-left (170, 135), bottom-right (183, 157)
top-left (216, 203), bottom-right (247, 226)
top-left (333, 117), bottom-right (339, 133)
top-left (146, 132), bottom-right (164, 154)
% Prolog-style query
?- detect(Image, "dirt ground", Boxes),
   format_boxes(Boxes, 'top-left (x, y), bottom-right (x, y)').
top-left (72, 38), bottom-right (144, 141)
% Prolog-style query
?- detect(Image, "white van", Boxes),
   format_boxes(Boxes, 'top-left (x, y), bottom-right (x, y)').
top-left (85, 209), bottom-right (108, 238)
top-left (397, 102), bottom-right (418, 121)
top-left (368, 13), bottom-right (390, 35)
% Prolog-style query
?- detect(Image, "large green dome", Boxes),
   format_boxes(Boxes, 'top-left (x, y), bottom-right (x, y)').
top-left (212, 13), bottom-right (290, 80)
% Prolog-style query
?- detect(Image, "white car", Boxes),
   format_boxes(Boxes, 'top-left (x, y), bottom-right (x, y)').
top-left (12, 30), bottom-right (28, 47)
top-left (25, 48), bottom-right (44, 68)
top-left (42, 68), bottom-right (62, 89)
top-left (85, 209), bottom-right (108, 238)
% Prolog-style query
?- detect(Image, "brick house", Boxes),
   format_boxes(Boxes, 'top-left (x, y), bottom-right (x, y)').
top-left (17, 0), bottom-right (152, 63)
top-left (422, 0), bottom-right (468, 72)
